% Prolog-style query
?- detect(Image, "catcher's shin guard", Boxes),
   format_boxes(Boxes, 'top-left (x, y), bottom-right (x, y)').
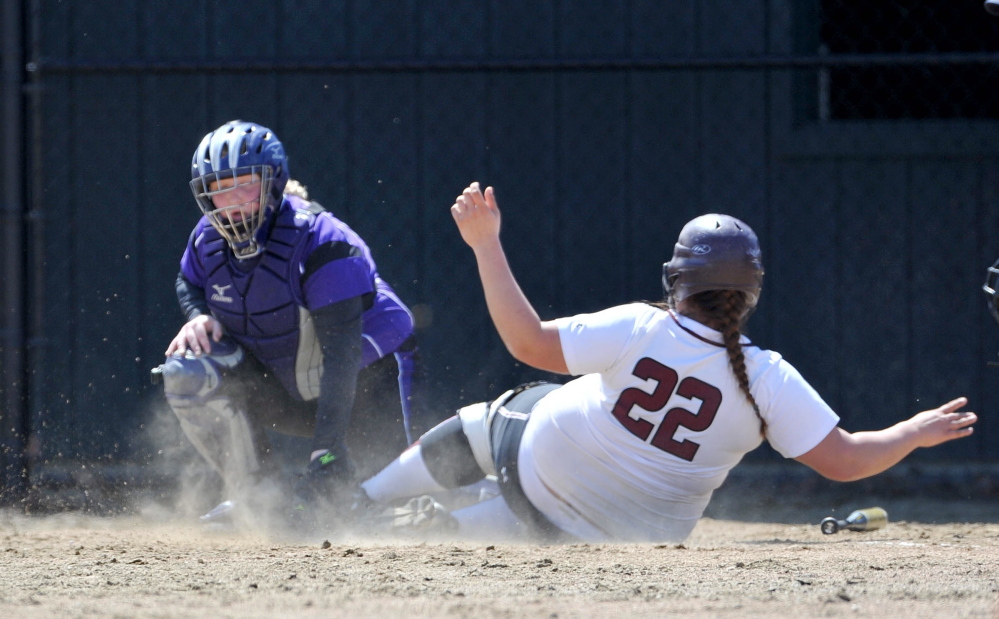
top-left (160, 341), bottom-right (266, 490)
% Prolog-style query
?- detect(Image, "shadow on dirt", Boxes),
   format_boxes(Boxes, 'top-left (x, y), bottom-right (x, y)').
top-left (705, 462), bottom-right (999, 525)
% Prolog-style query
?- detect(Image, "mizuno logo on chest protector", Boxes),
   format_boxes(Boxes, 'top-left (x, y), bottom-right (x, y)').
top-left (211, 284), bottom-right (234, 303)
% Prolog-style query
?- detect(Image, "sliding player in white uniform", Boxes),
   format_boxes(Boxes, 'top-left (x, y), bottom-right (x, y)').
top-left (354, 182), bottom-right (977, 543)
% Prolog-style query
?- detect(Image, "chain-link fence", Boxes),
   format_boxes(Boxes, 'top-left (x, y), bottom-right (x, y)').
top-left (2, 0), bottom-right (999, 504)
top-left (817, 1), bottom-right (999, 119)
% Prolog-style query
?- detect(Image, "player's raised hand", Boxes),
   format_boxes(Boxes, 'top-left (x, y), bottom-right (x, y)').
top-left (451, 182), bottom-right (501, 250)
top-left (165, 314), bottom-right (224, 357)
top-left (905, 397), bottom-right (977, 448)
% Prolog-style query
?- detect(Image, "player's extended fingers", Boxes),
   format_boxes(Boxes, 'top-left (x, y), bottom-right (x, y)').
top-left (187, 325), bottom-right (209, 356)
top-left (206, 320), bottom-right (223, 347)
top-left (484, 186), bottom-right (498, 212)
top-left (933, 412), bottom-right (975, 447)
top-left (948, 411), bottom-right (977, 429)
top-left (165, 337), bottom-right (184, 357)
top-left (454, 194), bottom-right (473, 219)
top-left (198, 326), bottom-right (217, 355)
top-left (937, 396), bottom-right (968, 413)
top-left (185, 333), bottom-right (201, 356)
top-left (462, 191), bottom-right (486, 221)
top-left (467, 182), bottom-right (487, 208)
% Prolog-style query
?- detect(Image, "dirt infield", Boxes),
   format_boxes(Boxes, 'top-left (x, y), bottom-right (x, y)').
top-left (1, 495), bottom-right (997, 618)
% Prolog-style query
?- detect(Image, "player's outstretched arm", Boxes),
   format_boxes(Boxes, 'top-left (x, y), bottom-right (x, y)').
top-left (794, 397), bottom-right (977, 482)
top-left (450, 182), bottom-right (568, 374)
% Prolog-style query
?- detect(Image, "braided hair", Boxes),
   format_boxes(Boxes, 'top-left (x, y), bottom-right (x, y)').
top-left (657, 289), bottom-right (767, 438)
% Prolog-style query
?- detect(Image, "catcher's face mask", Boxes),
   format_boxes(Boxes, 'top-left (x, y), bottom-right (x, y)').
top-left (191, 166), bottom-right (274, 259)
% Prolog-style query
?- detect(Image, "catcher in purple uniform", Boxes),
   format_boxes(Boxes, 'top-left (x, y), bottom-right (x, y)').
top-left (158, 120), bottom-right (423, 527)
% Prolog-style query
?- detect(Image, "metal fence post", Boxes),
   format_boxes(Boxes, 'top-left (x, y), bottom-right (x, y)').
top-left (1, 0), bottom-right (28, 505)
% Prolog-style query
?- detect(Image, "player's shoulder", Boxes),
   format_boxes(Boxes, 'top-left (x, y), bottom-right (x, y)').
top-left (189, 216), bottom-right (222, 247)
top-left (565, 302), bottom-right (667, 333)
top-left (556, 303), bottom-right (658, 343)
top-left (744, 345), bottom-right (785, 367)
top-left (744, 345), bottom-right (805, 388)
top-left (285, 196), bottom-right (350, 235)
top-left (627, 303), bottom-right (674, 333)
top-left (191, 215), bottom-right (213, 235)
top-left (609, 302), bottom-right (667, 322)
top-left (282, 195), bottom-right (322, 225)
top-left (600, 303), bottom-right (676, 336)
top-left (272, 196), bottom-right (342, 242)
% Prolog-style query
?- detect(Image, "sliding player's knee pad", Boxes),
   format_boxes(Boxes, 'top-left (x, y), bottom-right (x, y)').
top-left (419, 415), bottom-right (487, 489)
top-left (419, 384), bottom-right (559, 491)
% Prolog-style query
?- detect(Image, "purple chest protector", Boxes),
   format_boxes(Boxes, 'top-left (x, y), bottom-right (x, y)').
top-left (200, 213), bottom-right (311, 392)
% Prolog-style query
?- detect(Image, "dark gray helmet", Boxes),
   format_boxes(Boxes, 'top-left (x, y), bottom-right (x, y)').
top-left (663, 214), bottom-right (764, 307)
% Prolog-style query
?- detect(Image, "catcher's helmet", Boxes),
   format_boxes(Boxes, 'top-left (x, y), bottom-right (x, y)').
top-left (189, 120), bottom-right (289, 259)
top-left (663, 214), bottom-right (764, 307)
top-left (983, 258), bottom-right (999, 325)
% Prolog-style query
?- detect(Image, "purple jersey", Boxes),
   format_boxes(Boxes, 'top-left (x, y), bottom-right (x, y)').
top-left (180, 195), bottom-right (414, 401)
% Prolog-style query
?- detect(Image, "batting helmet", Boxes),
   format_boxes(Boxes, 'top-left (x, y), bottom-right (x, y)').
top-left (189, 120), bottom-right (289, 259)
top-left (663, 214), bottom-right (764, 307)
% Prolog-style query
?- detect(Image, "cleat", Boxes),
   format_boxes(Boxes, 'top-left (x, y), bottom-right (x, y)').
top-left (387, 495), bottom-right (458, 535)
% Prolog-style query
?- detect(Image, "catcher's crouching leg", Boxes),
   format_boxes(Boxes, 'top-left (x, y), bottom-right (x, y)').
top-left (159, 340), bottom-right (270, 495)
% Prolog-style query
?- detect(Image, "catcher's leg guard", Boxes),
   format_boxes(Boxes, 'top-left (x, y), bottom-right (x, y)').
top-left (160, 341), bottom-right (267, 492)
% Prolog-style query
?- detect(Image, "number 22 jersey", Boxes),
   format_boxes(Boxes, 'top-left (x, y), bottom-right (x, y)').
top-left (517, 303), bottom-right (839, 542)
